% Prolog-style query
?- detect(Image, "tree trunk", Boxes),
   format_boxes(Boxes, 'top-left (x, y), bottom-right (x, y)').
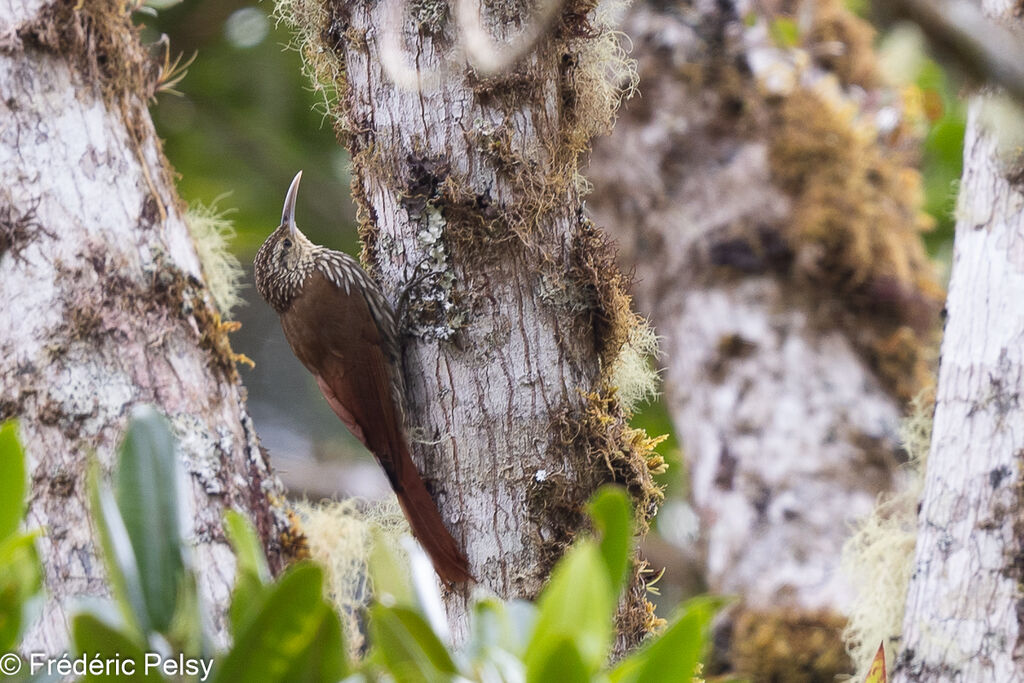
top-left (0, 0), bottom-right (295, 654)
top-left (896, 2), bottom-right (1024, 679)
top-left (587, 0), bottom-right (942, 677)
top-left (279, 0), bottom-right (663, 646)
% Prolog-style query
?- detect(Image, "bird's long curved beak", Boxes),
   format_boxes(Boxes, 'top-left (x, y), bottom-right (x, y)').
top-left (281, 171), bottom-right (303, 239)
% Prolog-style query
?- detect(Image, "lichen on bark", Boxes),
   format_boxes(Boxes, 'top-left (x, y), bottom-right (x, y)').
top-left (586, 0), bottom-right (943, 677)
top-left (277, 0), bottom-right (664, 646)
top-left (1, 0), bottom-right (297, 653)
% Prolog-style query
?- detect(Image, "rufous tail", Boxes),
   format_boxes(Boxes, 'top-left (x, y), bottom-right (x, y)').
top-left (393, 451), bottom-right (473, 584)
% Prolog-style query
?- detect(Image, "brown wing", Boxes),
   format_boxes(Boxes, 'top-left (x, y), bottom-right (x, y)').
top-left (280, 272), bottom-right (471, 583)
top-left (282, 273), bottom-right (406, 478)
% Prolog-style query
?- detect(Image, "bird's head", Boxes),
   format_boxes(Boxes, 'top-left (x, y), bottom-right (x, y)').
top-left (254, 171), bottom-right (318, 311)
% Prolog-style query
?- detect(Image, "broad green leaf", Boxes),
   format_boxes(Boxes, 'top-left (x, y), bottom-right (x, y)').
top-left (0, 533), bottom-right (42, 651)
top-left (224, 510), bottom-right (270, 583)
top-left (212, 563), bottom-right (347, 683)
top-left (525, 543), bottom-right (614, 674)
top-left (609, 596), bottom-right (723, 683)
top-left (166, 572), bottom-right (204, 658)
top-left (0, 421), bottom-right (26, 542)
top-left (72, 613), bottom-right (160, 680)
top-left (224, 510), bottom-right (272, 633)
top-left (587, 486), bottom-right (633, 597)
top-left (115, 407), bottom-right (185, 633)
top-left (89, 466), bottom-right (149, 637)
top-left (865, 643), bottom-right (887, 683)
top-left (228, 569), bottom-right (266, 636)
top-left (527, 636), bottom-right (588, 683)
top-left (468, 598), bottom-right (535, 662)
top-left (280, 607), bottom-right (347, 683)
top-left (369, 605), bottom-right (456, 683)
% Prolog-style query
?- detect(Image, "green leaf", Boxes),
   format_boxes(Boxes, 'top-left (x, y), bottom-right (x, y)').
top-left (587, 485), bottom-right (633, 598)
top-left (224, 510), bottom-right (272, 634)
top-left (369, 605), bottom-right (456, 683)
top-left (89, 465), bottom-right (149, 637)
top-left (609, 596), bottom-right (724, 683)
top-left (224, 510), bottom-right (271, 583)
top-left (279, 607), bottom-right (347, 683)
top-left (0, 421), bottom-right (26, 542)
top-left (525, 543), bottom-right (614, 675)
top-left (115, 407), bottom-right (185, 633)
top-left (212, 563), bottom-right (347, 683)
top-left (72, 613), bottom-right (160, 681)
top-left (0, 533), bottom-right (42, 651)
top-left (166, 572), bottom-right (204, 658)
top-left (466, 598), bottom-right (536, 676)
top-left (229, 569), bottom-right (267, 636)
top-left (527, 637), bottom-right (588, 683)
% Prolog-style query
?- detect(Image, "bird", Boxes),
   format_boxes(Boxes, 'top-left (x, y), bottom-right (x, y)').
top-left (253, 171), bottom-right (472, 584)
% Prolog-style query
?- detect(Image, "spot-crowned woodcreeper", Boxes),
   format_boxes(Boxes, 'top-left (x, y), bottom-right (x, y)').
top-left (254, 172), bottom-right (471, 584)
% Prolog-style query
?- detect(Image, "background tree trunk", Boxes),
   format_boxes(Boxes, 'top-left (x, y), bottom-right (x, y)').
top-left (588, 0), bottom-right (942, 677)
top-left (0, 0), bottom-right (295, 654)
top-left (896, 2), bottom-right (1024, 679)
top-left (280, 0), bottom-right (663, 646)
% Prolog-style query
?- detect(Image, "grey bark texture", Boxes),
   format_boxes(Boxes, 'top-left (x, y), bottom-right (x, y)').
top-left (588, 0), bottom-right (942, 677)
top-left (896, 2), bottom-right (1024, 680)
top-left (0, 0), bottom-right (295, 654)
top-left (280, 0), bottom-right (664, 647)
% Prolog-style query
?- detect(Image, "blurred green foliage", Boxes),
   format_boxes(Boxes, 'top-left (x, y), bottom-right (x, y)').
top-left (144, 0), bottom-right (359, 255)
top-left (1, 416), bottom-right (719, 681)
top-left (917, 60), bottom-right (967, 251)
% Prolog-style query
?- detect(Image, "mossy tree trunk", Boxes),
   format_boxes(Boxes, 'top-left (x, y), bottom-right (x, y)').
top-left (0, 0), bottom-right (295, 654)
top-left (587, 0), bottom-right (942, 678)
top-left (280, 0), bottom-right (663, 645)
top-left (895, 1), bottom-right (1024, 679)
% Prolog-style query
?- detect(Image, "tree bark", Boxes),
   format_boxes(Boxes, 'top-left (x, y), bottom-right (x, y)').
top-left (280, 0), bottom-right (663, 646)
top-left (0, 0), bottom-right (295, 654)
top-left (587, 0), bottom-right (942, 677)
top-left (896, 2), bottom-right (1024, 679)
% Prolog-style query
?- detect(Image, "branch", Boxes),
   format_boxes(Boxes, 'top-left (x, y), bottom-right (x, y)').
top-left (879, 0), bottom-right (1024, 104)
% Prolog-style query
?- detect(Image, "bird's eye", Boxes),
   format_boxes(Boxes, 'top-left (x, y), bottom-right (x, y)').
top-left (282, 238), bottom-right (293, 248)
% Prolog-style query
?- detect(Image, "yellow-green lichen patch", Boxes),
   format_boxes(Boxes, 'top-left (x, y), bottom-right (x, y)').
top-left (279, 503), bottom-right (312, 564)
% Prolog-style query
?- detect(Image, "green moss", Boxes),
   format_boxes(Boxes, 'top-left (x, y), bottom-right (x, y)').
top-left (767, 87), bottom-right (942, 401)
top-left (729, 607), bottom-right (852, 682)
